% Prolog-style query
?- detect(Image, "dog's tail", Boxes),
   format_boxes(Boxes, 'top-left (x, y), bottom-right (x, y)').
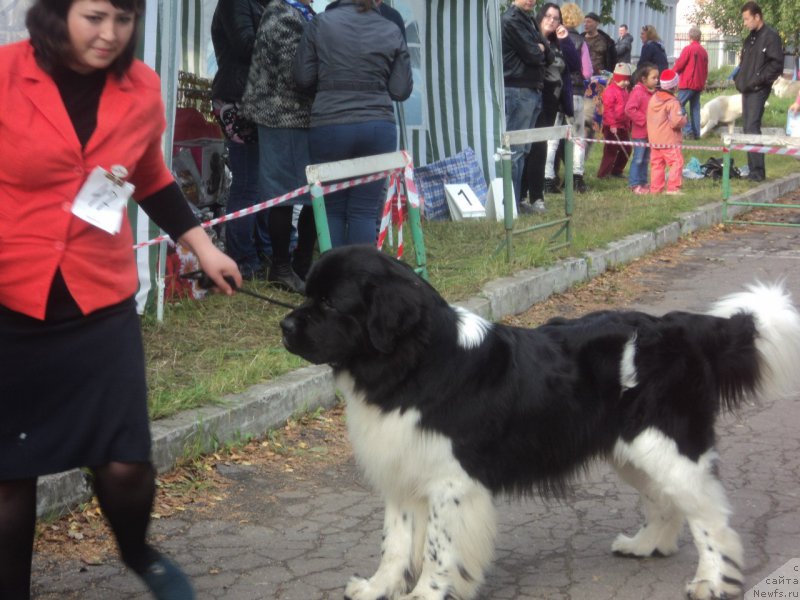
top-left (708, 282), bottom-right (800, 407)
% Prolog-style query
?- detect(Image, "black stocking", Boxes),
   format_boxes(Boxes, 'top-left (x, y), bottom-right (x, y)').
top-left (0, 478), bottom-right (37, 600)
top-left (92, 461), bottom-right (157, 574)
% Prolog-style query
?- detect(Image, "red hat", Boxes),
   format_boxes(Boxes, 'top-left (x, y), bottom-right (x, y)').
top-left (612, 62), bottom-right (632, 84)
top-left (660, 69), bottom-right (679, 90)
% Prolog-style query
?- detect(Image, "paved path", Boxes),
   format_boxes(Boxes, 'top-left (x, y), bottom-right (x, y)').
top-left (32, 225), bottom-right (800, 599)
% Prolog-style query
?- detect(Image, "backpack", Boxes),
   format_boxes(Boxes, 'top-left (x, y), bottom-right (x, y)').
top-left (700, 157), bottom-right (741, 180)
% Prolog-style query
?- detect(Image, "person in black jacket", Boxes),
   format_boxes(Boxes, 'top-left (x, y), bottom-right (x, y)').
top-left (293, 0), bottom-right (412, 247)
top-left (501, 0), bottom-right (551, 213)
top-left (637, 25), bottom-right (668, 73)
top-left (211, 0), bottom-right (270, 280)
top-left (615, 24), bottom-right (633, 64)
top-left (734, 1), bottom-right (784, 181)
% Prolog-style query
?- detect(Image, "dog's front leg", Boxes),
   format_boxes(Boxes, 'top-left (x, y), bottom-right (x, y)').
top-left (345, 499), bottom-right (427, 600)
top-left (401, 480), bottom-right (496, 600)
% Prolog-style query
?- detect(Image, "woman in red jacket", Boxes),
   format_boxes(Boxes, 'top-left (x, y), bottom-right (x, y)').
top-left (0, 1), bottom-right (240, 598)
top-left (597, 62), bottom-right (632, 179)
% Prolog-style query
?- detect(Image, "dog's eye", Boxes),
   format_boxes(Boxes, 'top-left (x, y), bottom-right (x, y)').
top-left (321, 296), bottom-right (335, 310)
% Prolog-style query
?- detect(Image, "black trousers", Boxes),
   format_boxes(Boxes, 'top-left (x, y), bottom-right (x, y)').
top-left (742, 88), bottom-right (771, 178)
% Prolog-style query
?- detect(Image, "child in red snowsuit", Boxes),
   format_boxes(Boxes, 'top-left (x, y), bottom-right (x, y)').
top-left (597, 62), bottom-right (632, 179)
top-left (646, 69), bottom-right (688, 194)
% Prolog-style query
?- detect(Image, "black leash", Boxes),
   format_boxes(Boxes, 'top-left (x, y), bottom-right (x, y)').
top-left (179, 270), bottom-right (300, 310)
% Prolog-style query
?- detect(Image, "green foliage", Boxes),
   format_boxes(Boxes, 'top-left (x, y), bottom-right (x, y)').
top-left (692, 0), bottom-right (799, 53)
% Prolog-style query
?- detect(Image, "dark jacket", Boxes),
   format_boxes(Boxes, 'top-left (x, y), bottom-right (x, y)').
top-left (293, 0), bottom-right (412, 127)
top-left (582, 28), bottom-right (617, 74)
top-left (501, 4), bottom-right (551, 89)
top-left (638, 40), bottom-right (668, 73)
top-left (241, 0), bottom-right (314, 128)
top-left (546, 36), bottom-right (580, 117)
top-left (734, 24), bottom-right (784, 94)
top-left (615, 32), bottom-right (633, 64)
top-left (210, 0), bottom-right (267, 102)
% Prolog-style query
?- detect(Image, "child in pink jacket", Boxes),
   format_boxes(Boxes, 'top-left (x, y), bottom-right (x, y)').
top-left (625, 62), bottom-right (659, 194)
top-left (597, 62), bottom-right (632, 179)
top-left (646, 69), bottom-right (688, 194)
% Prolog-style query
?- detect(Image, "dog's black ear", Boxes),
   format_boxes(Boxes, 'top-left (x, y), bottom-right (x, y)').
top-left (366, 280), bottom-right (425, 354)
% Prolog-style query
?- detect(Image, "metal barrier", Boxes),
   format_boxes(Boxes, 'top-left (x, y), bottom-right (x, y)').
top-left (722, 134), bottom-right (800, 227)
top-left (497, 125), bottom-right (574, 261)
top-left (305, 151), bottom-right (428, 278)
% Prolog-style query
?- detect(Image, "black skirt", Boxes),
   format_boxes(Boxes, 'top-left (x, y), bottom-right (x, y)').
top-left (0, 297), bottom-right (152, 480)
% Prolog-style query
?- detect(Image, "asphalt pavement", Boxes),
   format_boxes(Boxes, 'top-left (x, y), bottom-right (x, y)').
top-left (31, 207), bottom-right (800, 599)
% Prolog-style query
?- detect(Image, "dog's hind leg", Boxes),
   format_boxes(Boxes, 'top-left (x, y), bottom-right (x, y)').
top-left (613, 429), bottom-right (744, 600)
top-left (400, 479), bottom-right (496, 600)
top-left (345, 498), bottom-right (428, 600)
top-left (610, 460), bottom-right (683, 558)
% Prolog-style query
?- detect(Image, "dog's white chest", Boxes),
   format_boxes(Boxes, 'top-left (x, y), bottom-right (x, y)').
top-left (336, 373), bottom-right (466, 500)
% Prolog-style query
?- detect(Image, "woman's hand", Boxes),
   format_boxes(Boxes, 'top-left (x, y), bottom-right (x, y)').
top-left (556, 25), bottom-right (568, 40)
top-left (178, 226), bottom-right (242, 295)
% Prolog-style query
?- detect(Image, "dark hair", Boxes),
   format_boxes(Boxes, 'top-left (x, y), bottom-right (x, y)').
top-left (741, 1), bottom-right (762, 17)
top-left (620, 24), bottom-right (628, 29)
top-left (355, 0), bottom-right (375, 12)
top-left (634, 61), bottom-right (658, 84)
top-left (535, 2), bottom-right (562, 44)
top-left (26, 0), bottom-right (145, 77)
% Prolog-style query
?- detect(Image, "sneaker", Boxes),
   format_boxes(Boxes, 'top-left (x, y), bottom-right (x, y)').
top-left (544, 178), bottom-right (561, 194)
top-left (531, 199), bottom-right (546, 214)
top-left (268, 263), bottom-right (306, 294)
top-left (665, 190), bottom-right (684, 196)
top-left (632, 185), bottom-right (649, 195)
top-left (138, 551), bottom-right (195, 600)
top-left (518, 200), bottom-right (535, 215)
top-left (573, 174), bottom-right (588, 194)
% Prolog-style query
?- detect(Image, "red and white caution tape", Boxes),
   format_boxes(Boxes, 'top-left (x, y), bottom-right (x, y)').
top-left (133, 168), bottom-right (398, 250)
top-left (570, 134), bottom-right (727, 153)
top-left (728, 144), bottom-right (800, 156)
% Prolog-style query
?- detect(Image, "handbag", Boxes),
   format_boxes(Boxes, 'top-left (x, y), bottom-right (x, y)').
top-left (413, 148), bottom-right (489, 221)
top-left (212, 100), bottom-right (258, 144)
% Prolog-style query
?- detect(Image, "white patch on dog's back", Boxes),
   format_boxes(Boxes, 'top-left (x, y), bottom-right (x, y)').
top-left (620, 335), bottom-right (639, 390)
top-left (453, 306), bottom-right (491, 350)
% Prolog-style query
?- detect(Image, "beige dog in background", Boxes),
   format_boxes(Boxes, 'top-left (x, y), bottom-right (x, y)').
top-left (700, 94), bottom-right (743, 137)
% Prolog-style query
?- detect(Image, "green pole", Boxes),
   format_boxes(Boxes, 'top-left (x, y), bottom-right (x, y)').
top-left (407, 203), bottom-right (428, 280)
top-left (310, 183), bottom-right (332, 253)
top-left (500, 148), bottom-right (514, 262)
top-left (722, 147), bottom-right (731, 223)
top-left (564, 135), bottom-right (574, 245)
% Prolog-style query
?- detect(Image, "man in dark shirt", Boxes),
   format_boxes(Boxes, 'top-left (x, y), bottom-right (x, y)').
top-left (582, 12), bottom-right (617, 75)
top-left (615, 24), bottom-right (633, 64)
top-left (733, 1), bottom-right (783, 181)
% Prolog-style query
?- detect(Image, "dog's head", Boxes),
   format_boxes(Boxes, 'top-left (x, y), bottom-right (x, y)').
top-left (280, 245), bottom-right (438, 367)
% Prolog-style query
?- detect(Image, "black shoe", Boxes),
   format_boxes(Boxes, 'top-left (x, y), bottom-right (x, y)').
top-left (611, 173), bottom-right (626, 179)
top-left (291, 255), bottom-right (313, 282)
top-left (573, 174), bottom-right (588, 194)
top-left (747, 173), bottom-right (765, 182)
top-left (239, 264), bottom-right (266, 281)
top-left (268, 263), bottom-right (306, 294)
top-left (544, 178), bottom-right (561, 194)
top-left (137, 550), bottom-right (194, 600)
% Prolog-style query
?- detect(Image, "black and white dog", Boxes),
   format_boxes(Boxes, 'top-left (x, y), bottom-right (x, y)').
top-left (280, 245), bottom-right (800, 600)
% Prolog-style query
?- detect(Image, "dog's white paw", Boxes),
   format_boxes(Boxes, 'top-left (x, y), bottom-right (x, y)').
top-left (685, 576), bottom-right (743, 600)
top-left (345, 575), bottom-right (404, 600)
top-left (611, 533), bottom-right (678, 558)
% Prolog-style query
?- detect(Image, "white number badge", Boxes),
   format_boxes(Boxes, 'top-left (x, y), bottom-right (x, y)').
top-left (71, 165), bottom-right (135, 235)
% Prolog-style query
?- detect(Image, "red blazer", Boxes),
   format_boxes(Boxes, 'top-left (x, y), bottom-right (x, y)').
top-left (673, 41), bottom-right (709, 92)
top-left (0, 41), bottom-right (176, 320)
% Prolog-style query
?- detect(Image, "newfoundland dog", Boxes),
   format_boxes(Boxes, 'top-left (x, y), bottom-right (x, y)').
top-left (280, 245), bottom-right (800, 600)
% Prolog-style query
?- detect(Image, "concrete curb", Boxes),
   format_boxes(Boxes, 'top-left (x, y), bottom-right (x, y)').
top-left (35, 173), bottom-right (800, 517)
